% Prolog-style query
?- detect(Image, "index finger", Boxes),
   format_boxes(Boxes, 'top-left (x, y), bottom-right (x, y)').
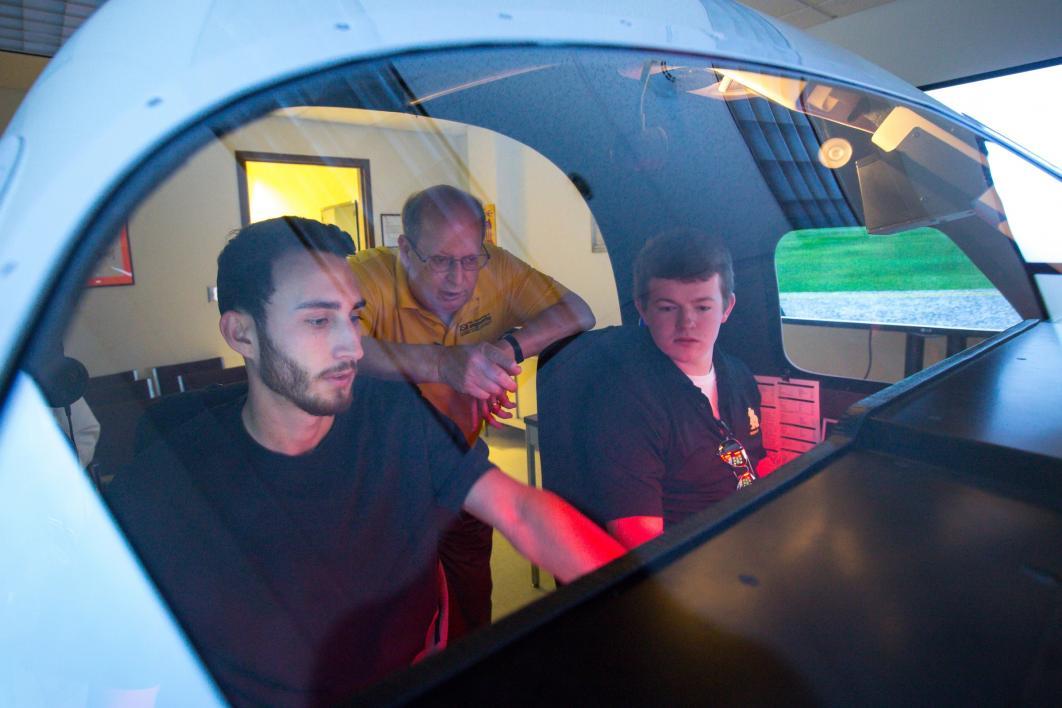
top-left (484, 344), bottom-right (522, 376)
top-left (485, 367), bottom-right (518, 393)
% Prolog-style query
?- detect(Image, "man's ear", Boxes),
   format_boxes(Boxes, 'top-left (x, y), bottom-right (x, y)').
top-left (396, 234), bottom-right (411, 267)
top-left (220, 310), bottom-right (257, 359)
top-left (634, 297), bottom-right (647, 324)
top-left (722, 293), bottom-right (737, 323)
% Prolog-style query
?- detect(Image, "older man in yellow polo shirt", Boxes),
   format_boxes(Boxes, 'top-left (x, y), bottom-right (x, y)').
top-left (349, 184), bottom-right (595, 637)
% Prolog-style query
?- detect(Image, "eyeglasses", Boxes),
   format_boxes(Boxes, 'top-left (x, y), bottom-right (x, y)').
top-left (408, 240), bottom-right (491, 273)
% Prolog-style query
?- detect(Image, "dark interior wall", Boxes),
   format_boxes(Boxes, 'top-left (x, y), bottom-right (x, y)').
top-left (397, 47), bottom-right (793, 372)
top-left (301, 44), bottom-right (1039, 381)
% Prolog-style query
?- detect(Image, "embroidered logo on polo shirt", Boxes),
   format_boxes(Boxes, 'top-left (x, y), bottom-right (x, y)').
top-left (458, 313), bottom-right (492, 336)
top-left (748, 407), bottom-right (760, 436)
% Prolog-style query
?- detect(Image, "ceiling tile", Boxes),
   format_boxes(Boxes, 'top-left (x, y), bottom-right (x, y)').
top-left (815, 0), bottom-right (897, 19)
top-left (738, 0), bottom-right (809, 16)
top-left (778, 5), bottom-right (835, 29)
top-left (0, 0), bottom-right (105, 56)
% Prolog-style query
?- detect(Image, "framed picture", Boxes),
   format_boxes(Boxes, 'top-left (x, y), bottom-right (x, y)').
top-left (88, 224), bottom-right (134, 287)
top-left (484, 203), bottom-right (497, 245)
top-left (591, 217), bottom-right (607, 253)
top-left (380, 213), bottom-right (402, 248)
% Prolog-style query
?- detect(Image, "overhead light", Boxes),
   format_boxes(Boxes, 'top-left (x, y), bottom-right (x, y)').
top-left (818, 137), bottom-right (853, 169)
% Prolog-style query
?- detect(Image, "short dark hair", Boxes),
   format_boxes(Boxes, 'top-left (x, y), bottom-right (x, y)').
top-left (633, 229), bottom-right (735, 306)
top-left (401, 184), bottom-right (485, 245)
top-left (217, 216), bottom-right (355, 324)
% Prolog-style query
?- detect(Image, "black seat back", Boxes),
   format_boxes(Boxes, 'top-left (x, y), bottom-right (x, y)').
top-left (153, 357), bottom-right (224, 397)
top-left (84, 376), bottom-right (152, 407)
top-left (179, 365), bottom-right (247, 392)
top-left (536, 328), bottom-right (616, 502)
top-left (135, 382), bottom-right (248, 454)
top-left (92, 398), bottom-right (152, 481)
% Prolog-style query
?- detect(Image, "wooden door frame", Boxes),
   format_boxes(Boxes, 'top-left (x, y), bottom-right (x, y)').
top-left (234, 151), bottom-right (375, 247)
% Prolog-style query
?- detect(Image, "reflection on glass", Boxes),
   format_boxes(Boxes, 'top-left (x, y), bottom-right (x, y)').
top-left (32, 44), bottom-right (1056, 699)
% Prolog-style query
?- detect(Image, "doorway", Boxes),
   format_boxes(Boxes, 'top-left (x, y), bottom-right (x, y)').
top-left (236, 151), bottom-right (375, 250)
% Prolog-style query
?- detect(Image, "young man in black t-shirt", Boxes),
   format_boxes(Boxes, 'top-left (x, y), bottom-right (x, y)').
top-left (106, 217), bottom-right (624, 705)
top-left (541, 231), bottom-right (773, 549)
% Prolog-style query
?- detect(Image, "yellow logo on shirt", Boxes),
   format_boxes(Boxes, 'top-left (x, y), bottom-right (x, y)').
top-left (748, 407), bottom-right (760, 436)
top-left (458, 313), bottom-right (492, 335)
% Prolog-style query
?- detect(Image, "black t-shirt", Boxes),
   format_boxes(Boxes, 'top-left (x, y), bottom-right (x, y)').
top-left (541, 326), bottom-right (764, 529)
top-left (105, 375), bottom-right (493, 706)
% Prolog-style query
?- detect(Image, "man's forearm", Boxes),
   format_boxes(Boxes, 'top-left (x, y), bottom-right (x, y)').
top-left (507, 487), bottom-right (625, 583)
top-left (504, 293), bottom-right (595, 360)
top-left (359, 336), bottom-right (443, 383)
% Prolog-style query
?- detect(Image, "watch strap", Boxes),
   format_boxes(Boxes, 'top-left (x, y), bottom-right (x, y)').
top-left (502, 332), bottom-right (525, 363)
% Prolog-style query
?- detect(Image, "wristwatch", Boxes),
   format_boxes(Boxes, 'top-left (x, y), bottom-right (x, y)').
top-left (502, 331), bottom-right (525, 364)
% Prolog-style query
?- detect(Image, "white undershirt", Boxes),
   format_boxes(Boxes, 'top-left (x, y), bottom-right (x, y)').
top-left (687, 363), bottom-right (719, 419)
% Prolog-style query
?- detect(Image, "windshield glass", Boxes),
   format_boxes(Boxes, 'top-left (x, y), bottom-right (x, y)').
top-left (20, 44), bottom-right (1059, 701)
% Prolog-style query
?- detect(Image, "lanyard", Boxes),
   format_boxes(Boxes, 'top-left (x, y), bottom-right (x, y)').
top-left (710, 414), bottom-right (758, 490)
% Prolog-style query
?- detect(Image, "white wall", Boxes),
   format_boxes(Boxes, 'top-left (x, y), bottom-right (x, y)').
top-left (467, 128), bottom-right (622, 328)
top-left (807, 0), bottom-right (1062, 87)
top-left (63, 111), bottom-right (614, 377)
top-left (65, 139), bottom-right (241, 377)
top-left (229, 114), bottom-right (470, 227)
top-left (65, 115), bottom-right (472, 376)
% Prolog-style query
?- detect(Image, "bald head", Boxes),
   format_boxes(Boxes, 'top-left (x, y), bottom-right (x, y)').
top-left (401, 185), bottom-right (485, 247)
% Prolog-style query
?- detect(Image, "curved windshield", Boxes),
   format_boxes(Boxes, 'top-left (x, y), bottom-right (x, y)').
top-left (17, 44), bottom-right (1058, 701)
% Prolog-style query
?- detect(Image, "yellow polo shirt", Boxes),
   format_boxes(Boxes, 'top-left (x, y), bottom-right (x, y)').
top-left (349, 243), bottom-right (570, 442)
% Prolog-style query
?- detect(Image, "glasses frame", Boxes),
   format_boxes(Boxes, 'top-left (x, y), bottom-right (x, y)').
top-left (407, 239), bottom-right (491, 273)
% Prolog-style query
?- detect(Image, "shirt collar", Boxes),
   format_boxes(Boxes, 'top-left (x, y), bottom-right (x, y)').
top-left (633, 325), bottom-right (722, 394)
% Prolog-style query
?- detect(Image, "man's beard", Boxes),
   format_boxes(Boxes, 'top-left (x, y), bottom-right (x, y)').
top-left (258, 328), bottom-right (355, 416)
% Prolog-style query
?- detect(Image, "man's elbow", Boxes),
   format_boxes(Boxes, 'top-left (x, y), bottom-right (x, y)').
top-left (578, 305), bottom-right (596, 332)
top-left (564, 294), bottom-right (596, 332)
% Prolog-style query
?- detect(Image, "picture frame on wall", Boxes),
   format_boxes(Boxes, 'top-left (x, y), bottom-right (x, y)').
top-left (484, 203), bottom-right (497, 245)
top-left (590, 217), bottom-right (607, 253)
top-left (380, 213), bottom-right (402, 248)
top-left (87, 224), bottom-right (134, 287)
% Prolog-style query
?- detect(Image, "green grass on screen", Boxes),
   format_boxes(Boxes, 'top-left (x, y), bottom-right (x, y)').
top-left (775, 226), bottom-right (994, 292)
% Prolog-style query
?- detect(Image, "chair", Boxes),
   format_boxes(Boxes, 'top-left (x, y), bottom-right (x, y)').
top-left (84, 369), bottom-right (139, 388)
top-left (178, 365), bottom-right (247, 392)
top-left (90, 398), bottom-right (152, 483)
top-left (152, 357), bottom-right (224, 397)
top-left (523, 331), bottom-right (586, 588)
top-left (84, 376), bottom-right (153, 408)
top-left (134, 381), bottom-right (248, 454)
top-left (534, 330), bottom-right (601, 502)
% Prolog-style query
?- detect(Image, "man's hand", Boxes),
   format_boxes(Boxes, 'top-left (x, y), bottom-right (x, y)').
top-left (480, 390), bottom-right (516, 429)
top-left (606, 516), bottom-right (664, 550)
top-left (438, 342), bottom-right (521, 400)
